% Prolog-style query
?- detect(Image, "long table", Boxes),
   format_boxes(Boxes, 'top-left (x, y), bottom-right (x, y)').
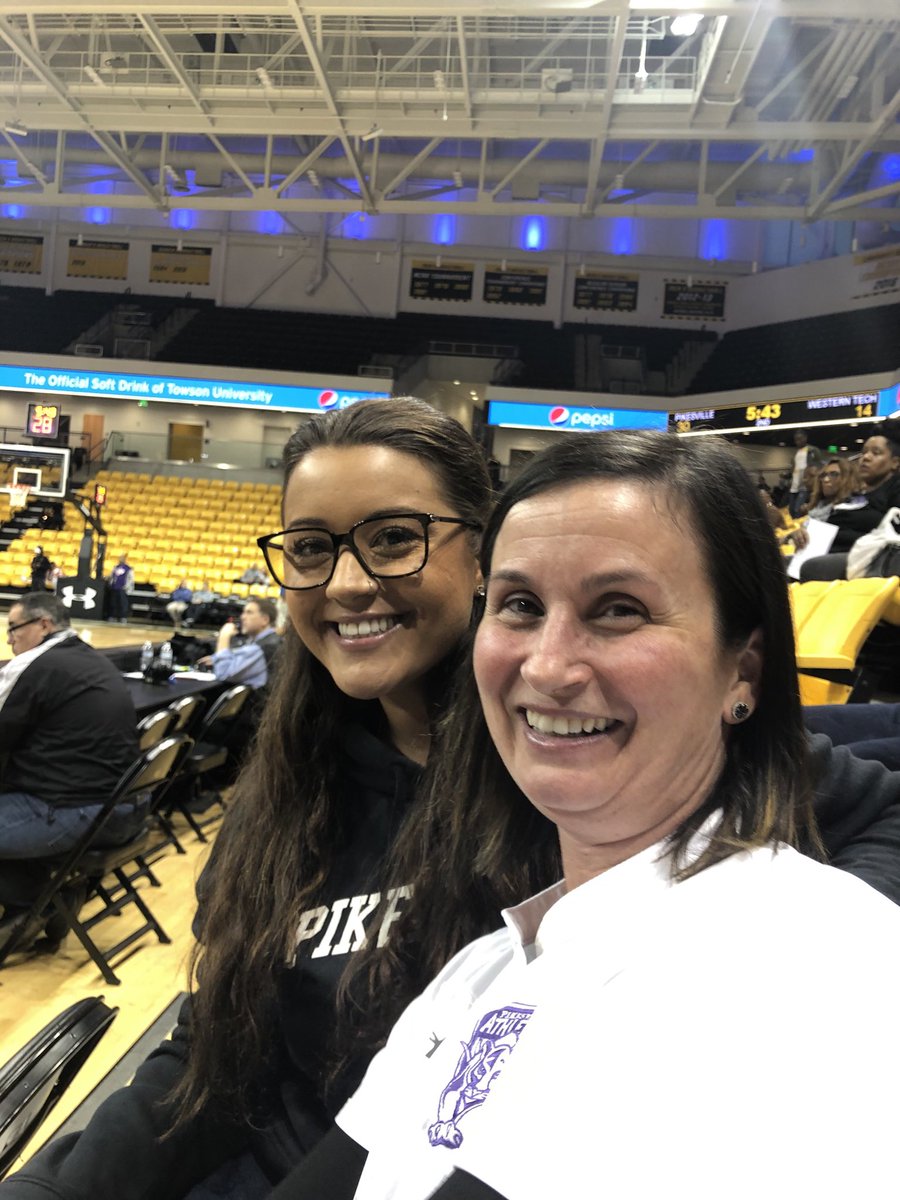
top-left (123, 673), bottom-right (226, 718)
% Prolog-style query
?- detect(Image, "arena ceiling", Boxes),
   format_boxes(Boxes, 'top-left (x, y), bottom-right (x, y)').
top-left (0, 0), bottom-right (897, 227)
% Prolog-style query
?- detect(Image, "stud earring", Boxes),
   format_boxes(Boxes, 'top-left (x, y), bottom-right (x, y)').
top-left (731, 700), bottom-right (751, 722)
top-left (475, 585), bottom-right (486, 597)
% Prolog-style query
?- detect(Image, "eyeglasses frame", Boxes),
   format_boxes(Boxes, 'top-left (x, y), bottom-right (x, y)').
top-left (257, 511), bottom-right (481, 591)
top-left (7, 615), bottom-right (43, 635)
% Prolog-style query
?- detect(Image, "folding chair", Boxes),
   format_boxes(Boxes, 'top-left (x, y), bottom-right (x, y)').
top-left (136, 708), bottom-right (175, 752)
top-left (163, 686), bottom-right (253, 843)
top-left (0, 736), bottom-right (194, 985)
top-left (0, 997), bottom-right (117, 1179)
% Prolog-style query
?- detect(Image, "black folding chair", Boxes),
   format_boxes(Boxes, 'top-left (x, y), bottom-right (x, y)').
top-left (165, 693), bottom-right (208, 737)
top-left (135, 708), bottom-right (175, 752)
top-left (0, 736), bottom-right (193, 985)
top-left (163, 686), bottom-right (252, 843)
top-left (0, 997), bottom-right (117, 1179)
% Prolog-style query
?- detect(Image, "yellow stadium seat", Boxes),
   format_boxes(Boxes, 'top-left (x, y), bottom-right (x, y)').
top-left (795, 577), bottom-right (900, 705)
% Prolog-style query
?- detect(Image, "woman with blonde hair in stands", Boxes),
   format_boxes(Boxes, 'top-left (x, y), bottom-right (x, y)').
top-left (805, 457), bottom-right (856, 520)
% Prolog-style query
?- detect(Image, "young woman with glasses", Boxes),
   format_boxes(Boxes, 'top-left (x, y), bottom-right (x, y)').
top-left (2, 397), bottom-right (491, 1200)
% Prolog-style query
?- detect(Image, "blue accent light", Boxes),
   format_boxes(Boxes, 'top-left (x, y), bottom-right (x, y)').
top-left (170, 209), bottom-right (196, 231)
top-left (258, 211), bottom-right (284, 235)
top-left (433, 213), bottom-right (456, 245)
top-left (344, 212), bottom-right (369, 239)
top-left (87, 206), bottom-right (111, 225)
top-left (522, 216), bottom-right (545, 251)
top-left (611, 217), bottom-right (634, 255)
top-left (1, 204), bottom-right (23, 219)
top-left (878, 154), bottom-right (900, 182)
top-left (700, 218), bottom-right (727, 261)
top-left (786, 148), bottom-right (814, 164)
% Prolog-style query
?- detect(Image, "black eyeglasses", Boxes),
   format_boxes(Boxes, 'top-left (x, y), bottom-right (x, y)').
top-left (7, 616), bottom-right (41, 635)
top-left (257, 512), bottom-right (480, 591)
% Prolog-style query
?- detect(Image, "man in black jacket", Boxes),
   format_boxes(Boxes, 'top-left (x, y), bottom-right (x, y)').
top-left (0, 592), bottom-right (139, 906)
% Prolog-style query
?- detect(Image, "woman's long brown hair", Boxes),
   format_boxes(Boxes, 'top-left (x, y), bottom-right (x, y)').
top-left (167, 397), bottom-right (492, 1128)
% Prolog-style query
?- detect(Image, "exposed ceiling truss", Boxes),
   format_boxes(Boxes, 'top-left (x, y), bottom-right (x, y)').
top-left (0, 1), bottom-right (896, 224)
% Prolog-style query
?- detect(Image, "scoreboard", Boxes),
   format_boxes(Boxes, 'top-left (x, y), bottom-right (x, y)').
top-left (25, 402), bottom-right (61, 439)
top-left (671, 391), bottom-right (882, 435)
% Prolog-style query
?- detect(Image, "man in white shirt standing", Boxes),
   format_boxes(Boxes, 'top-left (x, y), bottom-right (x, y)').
top-left (789, 429), bottom-right (822, 516)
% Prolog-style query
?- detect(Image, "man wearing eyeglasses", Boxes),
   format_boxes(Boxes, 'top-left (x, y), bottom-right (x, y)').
top-left (197, 597), bottom-right (281, 689)
top-left (0, 593), bottom-right (139, 919)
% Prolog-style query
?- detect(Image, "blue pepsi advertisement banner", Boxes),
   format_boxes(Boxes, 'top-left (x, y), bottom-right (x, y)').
top-left (0, 362), bottom-right (390, 413)
top-left (487, 400), bottom-right (669, 433)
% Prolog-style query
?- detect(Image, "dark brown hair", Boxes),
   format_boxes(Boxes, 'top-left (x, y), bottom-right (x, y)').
top-left (346, 430), bottom-right (817, 1051)
top-left (169, 397), bottom-right (492, 1127)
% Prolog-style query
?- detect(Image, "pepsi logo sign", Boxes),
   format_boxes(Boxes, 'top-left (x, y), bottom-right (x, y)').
top-left (318, 390), bottom-right (339, 409)
top-left (548, 406), bottom-right (570, 426)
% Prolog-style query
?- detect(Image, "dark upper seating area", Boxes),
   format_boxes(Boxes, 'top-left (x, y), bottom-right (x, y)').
top-left (0, 288), bottom-right (118, 355)
top-left (163, 307), bottom-right (710, 395)
top-left (686, 302), bottom-right (900, 395)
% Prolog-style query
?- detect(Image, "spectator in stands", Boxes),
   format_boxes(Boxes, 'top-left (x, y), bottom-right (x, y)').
top-left (789, 430), bottom-right (823, 516)
top-left (29, 546), bottom-right (51, 593)
top-left (800, 429), bottom-right (900, 580)
top-left (197, 598), bottom-right (280, 688)
top-left (166, 579), bottom-right (193, 627)
top-left (770, 469), bottom-right (792, 509)
top-left (806, 458), bottom-right (857, 521)
top-left (0, 593), bottom-right (139, 918)
top-left (8, 403), bottom-right (900, 1200)
top-left (237, 563), bottom-right (269, 585)
top-left (107, 554), bottom-right (134, 623)
top-left (181, 579), bottom-right (221, 628)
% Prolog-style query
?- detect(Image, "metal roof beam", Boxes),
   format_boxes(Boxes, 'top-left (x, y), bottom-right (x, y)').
top-left (807, 86), bottom-right (900, 220)
top-left (0, 13), bottom-right (163, 209)
top-left (285, 0), bottom-right (374, 210)
top-left (582, 4), bottom-right (629, 214)
top-left (381, 136), bottom-right (442, 198)
top-left (137, 14), bottom-right (208, 115)
top-left (455, 17), bottom-right (472, 121)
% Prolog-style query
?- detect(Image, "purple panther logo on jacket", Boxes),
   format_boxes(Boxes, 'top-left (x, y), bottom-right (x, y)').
top-left (428, 1004), bottom-right (534, 1149)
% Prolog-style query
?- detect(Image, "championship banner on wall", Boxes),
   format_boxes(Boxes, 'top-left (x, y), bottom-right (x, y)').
top-left (484, 263), bottom-right (548, 306)
top-left (409, 259), bottom-right (474, 301)
top-left (0, 233), bottom-right (43, 275)
top-left (662, 279), bottom-right (726, 320)
top-left (66, 239), bottom-right (129, 281)
top-left (573, 270), bottom-right (639, 312)
top-left (149, 244), bottom-right (213, 286)
top-left (852, 245), bottom-right (900, 302)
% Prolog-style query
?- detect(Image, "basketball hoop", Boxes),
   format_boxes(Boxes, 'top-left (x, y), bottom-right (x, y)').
top-left (7, 484), bottom-right (29, 512)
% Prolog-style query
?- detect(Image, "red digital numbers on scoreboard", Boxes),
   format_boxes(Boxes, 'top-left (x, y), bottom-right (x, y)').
top-left (26, 402), bottom-right (60, 439)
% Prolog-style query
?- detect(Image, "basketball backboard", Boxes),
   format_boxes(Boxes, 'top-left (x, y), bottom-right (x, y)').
top-left (0, 443), bottom-right (70, 499)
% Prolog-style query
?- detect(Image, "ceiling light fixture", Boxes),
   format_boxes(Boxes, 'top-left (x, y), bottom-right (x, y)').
top-left (307, 169), bottom-right (320, 187)
top-left (3, 120), bottom-right (27, 139)
top-left (452, 169), bottom-right (464, 188)
top-left (634, 20), bottom-right (649, 92)
top-left (360, 124), bottom-right (383, 143)
top-left (670, 13), bottom-right (703, 36)
top-left (255, 66), bottom-right (273, 89)
top-left (164, 163), bottom-right (190, 192)
top-left (84, 65), bottom-right (107, 87)
top-left (541, 68), bottom-right (573, 94)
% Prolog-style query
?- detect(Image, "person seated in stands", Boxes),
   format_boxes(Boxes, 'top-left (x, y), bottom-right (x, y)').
top-left (237, 562), bottom-right (269, 585)
top-left (788, 428), bottom-right (823, 516)
top-left (181, 579), bottom-right (221, 628)
top-left (165, 579), bottom-right (193, 628)
top-left (799, 429), bottom-right (900, 580)
top-left (805, 457), bottom-right (857, 521)
top-left (198, 598), bottom-right (280, 688)
top-left (0, 593), bottom-right (139, 921)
